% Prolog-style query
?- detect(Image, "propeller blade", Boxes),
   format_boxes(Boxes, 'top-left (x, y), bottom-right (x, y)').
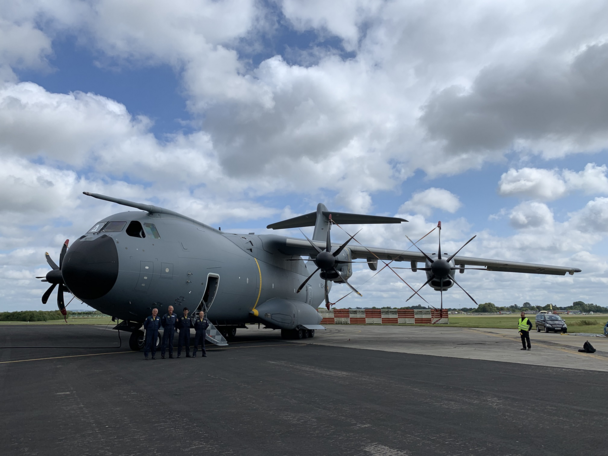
top-left (58, 284), bottom-right (66, 313)
top-left (440, 278), bottom-right (443, 311)
top-left (58, 285), bottom-right (67, 321)
top-left (406, 226), bottom-right (437, 249)
top-left (333, 229), bottom-right (362, 258)
top-left (447, 235), bottom-right (477, 263)
top-left (59, 239), bottom-right (69, 268)
top-left (451, 277), bottom-right (478, 305)
top-left (406, 276), bottom-right (433, 302)
top-left (405, 235), bottom-right (434, 263)
top-left (438, 222), bottom-right (442, 260)
top-left (296, 267), bottom-right (321, 293)
top-left (299, 230), bottom-right (322, 254)
top-left (42, 283), bottom-right (57, 304)
top-left (450, 267), bottom-right (487, 271)
top-left (392, 267), bottom-right (431, 270)
top-left (45, 252), bottom-right (59, 270)
top-left (324, 279), bottom-right (331, 310)
top-left (333, 268), bottom-right (362, 297)
top-left (326, 215), bottom-right (332, 252)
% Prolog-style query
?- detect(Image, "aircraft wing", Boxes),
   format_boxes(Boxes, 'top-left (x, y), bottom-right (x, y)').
top-left (275, 237), bottom-right (581, 276)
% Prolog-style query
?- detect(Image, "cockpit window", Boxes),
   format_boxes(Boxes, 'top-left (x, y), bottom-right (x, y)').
top-left (126, 221), bottom-right (145, 238)
top-left (101, 221), bottom-right (127, 232)
top-left (87, 222), bottom-right (107, 233)
top-left (144, 223), bottom-right (161, 239)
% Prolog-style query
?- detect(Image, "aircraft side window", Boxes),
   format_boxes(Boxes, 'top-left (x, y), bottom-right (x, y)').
top-left (101, 221), bottom-right (126, 232)
top-left (87, 222), bottom-right (107, 233)
top-left (126, 221), bottom-right (146, 238)
top-left (143, 223), bottom-right (161, 239)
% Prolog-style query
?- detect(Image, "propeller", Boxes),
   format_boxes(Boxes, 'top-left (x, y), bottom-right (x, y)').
top-left (296, 215), bottom-right (362, 310)
top-left (405, 222), bottom-right (478, 310)
top-left (38, 240), bottom-right (70, 321)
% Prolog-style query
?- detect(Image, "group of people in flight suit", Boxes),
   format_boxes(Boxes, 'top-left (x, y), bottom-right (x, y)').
top-left (142, 305), bottom-right (209, 360)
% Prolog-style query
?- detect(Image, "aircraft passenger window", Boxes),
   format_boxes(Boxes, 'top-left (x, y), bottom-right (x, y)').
top-left (126, 221), bottom-right (146, 238)
top-left (102, 221), bottom-right (127, 232)
top-left (143, 223), bottom-right (161, 239)
top-left (87, 222), bottom-right (107, 233)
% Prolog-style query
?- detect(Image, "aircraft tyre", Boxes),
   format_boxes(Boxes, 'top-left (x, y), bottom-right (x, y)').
top-left (129, 330), bottom-right (145, 351)
top-left (280, 329), bottom-right (306, 340)
top-left (307, 330), bottom-right (315, 338)
top-left (226, 327), bottom-right (237, 339)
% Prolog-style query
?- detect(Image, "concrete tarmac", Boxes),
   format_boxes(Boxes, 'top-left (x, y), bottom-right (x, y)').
top-left (1, 324), bottom-right (607, 456)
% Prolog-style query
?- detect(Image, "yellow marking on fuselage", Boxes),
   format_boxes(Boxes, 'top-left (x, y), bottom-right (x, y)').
top-left (252, 258), bottom-right (262, 310)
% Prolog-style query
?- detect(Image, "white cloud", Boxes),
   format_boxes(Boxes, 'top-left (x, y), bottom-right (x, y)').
top-left (509, 202), bottom-right (554, 229)
top-left (400, 188), bottom-right (462, 217)
top-left (498, 164), bottom-right (608, 200)
top-left (498, 168), bottom-right (567, 200)
top-left (569, 197), bottom-right (608, 234)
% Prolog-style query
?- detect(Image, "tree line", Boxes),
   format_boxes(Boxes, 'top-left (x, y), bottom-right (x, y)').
top-left (458, 301), bottom-right (608, 313)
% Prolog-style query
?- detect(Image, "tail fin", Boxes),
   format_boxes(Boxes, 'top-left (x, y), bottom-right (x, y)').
top-left (312, 204), bottom-right (330, 242)
top-left (267, 204), bottom-right (407, 241)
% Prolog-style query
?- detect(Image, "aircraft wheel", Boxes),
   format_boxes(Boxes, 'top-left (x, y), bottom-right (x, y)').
top-left (302, 329), bottom-right (309, 339)
top-left (308, 330), bottom-right (315, 338)
top-left (226, 327), bottom-right (237, 339)
top-left (129, 330), bottom-right (145, 351)
top-left (296, 328), bottom-right (304, 339)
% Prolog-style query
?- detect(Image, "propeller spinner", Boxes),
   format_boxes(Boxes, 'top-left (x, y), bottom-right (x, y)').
top-left (38, 240), bottom-right (70, 320)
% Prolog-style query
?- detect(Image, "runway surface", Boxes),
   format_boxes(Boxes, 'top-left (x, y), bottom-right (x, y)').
top-left (1, 324), bottom-right (607, 456)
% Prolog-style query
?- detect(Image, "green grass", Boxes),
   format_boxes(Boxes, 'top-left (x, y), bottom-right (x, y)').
top-left (441, 314), bottom-right (608, 334)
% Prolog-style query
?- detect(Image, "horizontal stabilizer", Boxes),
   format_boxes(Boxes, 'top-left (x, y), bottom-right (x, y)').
top-left (267, 210), bottom-right (406, 230)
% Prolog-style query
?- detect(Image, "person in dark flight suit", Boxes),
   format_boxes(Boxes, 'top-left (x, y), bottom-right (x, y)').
top-left (192, 311), bottom-right (209, 358)
top-left (143, 308), bottom-right (161, 360)
top-left (161, 305), bottom-right (177, 359)
top-left (177, 307), bottom-right (192, 358)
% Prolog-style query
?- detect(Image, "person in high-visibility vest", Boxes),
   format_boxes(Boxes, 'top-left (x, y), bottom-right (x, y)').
top-left (518, 311), bottom-right (533, 350)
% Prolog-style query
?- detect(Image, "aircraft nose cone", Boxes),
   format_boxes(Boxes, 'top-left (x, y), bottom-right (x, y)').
top-left (62, 235), bottom-right (119, 300)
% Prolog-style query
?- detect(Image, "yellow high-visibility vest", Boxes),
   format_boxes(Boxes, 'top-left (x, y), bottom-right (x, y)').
top-left (518, 318), bottom-right (530, 331)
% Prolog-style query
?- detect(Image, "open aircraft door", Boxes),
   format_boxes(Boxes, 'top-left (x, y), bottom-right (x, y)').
top-left (194, 273), bottom-right (228, 346)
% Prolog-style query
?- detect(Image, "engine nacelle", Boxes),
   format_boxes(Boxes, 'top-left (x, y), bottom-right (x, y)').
top-left (368, 258), bottom-right (378, 271)
top-left (332, 247), bottom-right (353, 283)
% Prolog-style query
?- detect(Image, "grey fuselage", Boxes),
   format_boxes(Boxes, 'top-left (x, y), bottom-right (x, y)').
top-left (65, 211), bottom-right (328, 325)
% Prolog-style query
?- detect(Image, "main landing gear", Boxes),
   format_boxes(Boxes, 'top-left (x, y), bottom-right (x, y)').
top-left (129, 330), bottom-right (145, 351)
top-left (281, 328), bottom-right (315, 340)
top-left (128, 330), bottom-right (161, 351)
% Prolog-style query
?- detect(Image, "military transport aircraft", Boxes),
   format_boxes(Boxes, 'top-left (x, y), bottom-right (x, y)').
top-left (38, 192), bottom-right (581, 351)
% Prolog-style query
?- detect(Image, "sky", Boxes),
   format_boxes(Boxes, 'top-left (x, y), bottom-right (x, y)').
top-left (1, 0), bottom-right (608, 312)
